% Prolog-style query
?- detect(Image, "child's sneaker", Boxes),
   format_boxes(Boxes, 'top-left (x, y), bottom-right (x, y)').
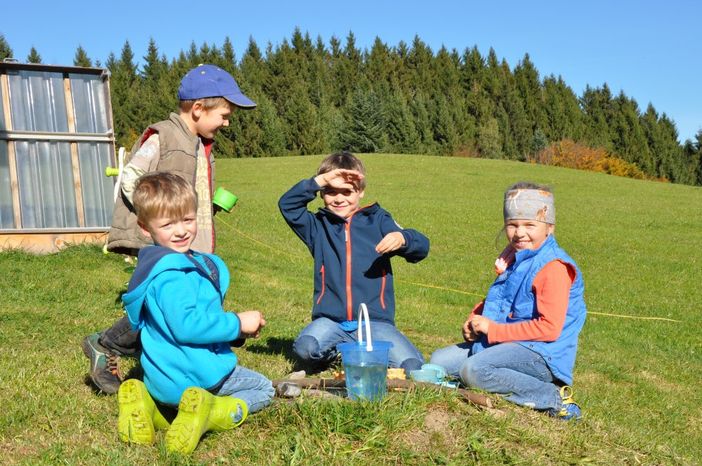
top-left (165, 387), bottom-right (247, 455)
top-left (549, 385), bottom-right (582, 421)
top-left (81, 333), bottom-right (122, 394)
top-left (117, 379), bottom-right (170, 444)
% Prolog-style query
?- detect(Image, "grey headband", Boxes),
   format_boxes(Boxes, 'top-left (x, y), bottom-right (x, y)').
top-left (503, 189), bottom-right (555, 224)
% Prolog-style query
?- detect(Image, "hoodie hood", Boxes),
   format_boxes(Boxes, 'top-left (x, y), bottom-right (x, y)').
top-left (122, 246), bottom-right (226, 330)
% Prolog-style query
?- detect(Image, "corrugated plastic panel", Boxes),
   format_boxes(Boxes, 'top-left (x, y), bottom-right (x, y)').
top-left (0, 141), bottom-right (13, 228)
top-left (78, 142), bottom-right (113, 227)
top-left (70, 73), bottom-right (110, 133)
top-left (15, 140), bottom-right (78, 228)
top-left (8, 70), bottom-right (69, 132)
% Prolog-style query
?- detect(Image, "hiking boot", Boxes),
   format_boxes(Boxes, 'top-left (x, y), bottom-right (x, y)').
top-left (117, 379), bottom-right (170, 444)
top-left (165, 387), bottom-right (248, 455)
top-left (81, 333), bottom-right (122, 394)
top-left (549, 385), bottom-right (582, 421)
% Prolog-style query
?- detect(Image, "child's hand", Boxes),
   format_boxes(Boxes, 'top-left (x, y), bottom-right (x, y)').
top-left (314, 169), bottom-right (364, 190)
top-left (462, 318), bottom-right (479, 342)
top-left (469, 315), bottom-right (491, 335)
top-left (237, 311), bottom-right (266, 338)
top-left (376, 232), bottom-right (405, 254)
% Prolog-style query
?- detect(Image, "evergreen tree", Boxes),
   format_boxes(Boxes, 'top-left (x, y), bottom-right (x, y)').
top-left (690, 130), bottom-right (702, 185)
top-left (140, 39), bottom-right (174, 129)
top-left (382, 87), bottom-right (420, 153)
top-left (498, 59), bottom-right (530, 160)
top-left (406, 35), bottom-right (434, 92)
top-left (530, 128), bottom-right (548, 156)
top-left (656, 113), bottom-right (688, 183)
top-left (337, 86), bottom-right (386, 153)
top-left (580, 84), bottom-right (615, 150)
top-left (430, 94), bottom-right (459, 155)
top-left (682, 130), bottom-right (702, 186)
top-left (279, 79), bottom-right (325, 154)
top-left (610, 92), bottom-right (652, 173)
top-left (542, 75), bottom-right (584, 142)
top-left (73, 45), bottom-right (92, 67)
top-left (514, 54), bottom-right (547, 135)
top-left (225, 91), bottom-right (285, 158)
top-left (0, 34), bottom-right (13, 60)
top-left (329, 32), bottom-right (364, 108)
top-left (366, 37), bottom-right (395, 89)
top-left (433, 46), bottom-right (461, 97)
top-left (409, 91), bottom-right (435, 153)
top-left (109, 42), bottom-right (142, 147)
top-left (477, 117), bottom-right (503, 158)
top-left (460, 46), bottom-right (485, 93)
top-left (27, 47), bottom-right (42, 63)
top-left (239, 37), bottom-right (268, 92)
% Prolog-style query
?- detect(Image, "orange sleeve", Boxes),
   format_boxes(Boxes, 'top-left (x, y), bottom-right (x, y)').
top-left (487, 260), bottom-right (575, 344)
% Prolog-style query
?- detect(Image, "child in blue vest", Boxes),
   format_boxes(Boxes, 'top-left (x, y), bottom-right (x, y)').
top-left (279, 151), bottom-right (430, 372)
top-left (117, 172), bottom-right (274, 454)
top-left (430, 182), bottom-right (586, 420)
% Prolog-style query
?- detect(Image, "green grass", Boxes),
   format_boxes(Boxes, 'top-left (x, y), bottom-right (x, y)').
top-left (1, 154), bottom-right (700, 465)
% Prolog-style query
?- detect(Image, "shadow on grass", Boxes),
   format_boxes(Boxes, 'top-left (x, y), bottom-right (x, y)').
top-left (245, 336), bottom-right (296, 360)
top-left (246, 337), bottom-right (346, 376)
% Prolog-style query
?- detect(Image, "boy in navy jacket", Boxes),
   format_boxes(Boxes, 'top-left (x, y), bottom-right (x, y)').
top-left (278, 151), bottom-right (430, 372)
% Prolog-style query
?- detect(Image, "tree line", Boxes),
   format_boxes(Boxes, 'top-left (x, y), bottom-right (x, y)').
top-left (1, 31), bottom-right (701, 185)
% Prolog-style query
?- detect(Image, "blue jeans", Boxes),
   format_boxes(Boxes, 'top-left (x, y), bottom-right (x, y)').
top-left (294, 317), bottom-right (424, 371)
top-left (430, 342), bottom-right (562, 411)
top-left (215, 365), bottom-right (274, 416)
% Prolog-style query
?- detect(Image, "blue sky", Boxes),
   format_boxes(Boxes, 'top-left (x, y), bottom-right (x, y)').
top-left (3, 0), bottom-right (700, 143)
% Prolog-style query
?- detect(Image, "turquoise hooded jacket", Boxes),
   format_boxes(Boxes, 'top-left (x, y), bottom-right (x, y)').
top-left (122, 246), bottom-right (241, 405)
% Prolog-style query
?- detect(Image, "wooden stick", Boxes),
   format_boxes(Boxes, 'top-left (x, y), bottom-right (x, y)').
top-left (272, 378), bottom-right (493, 408)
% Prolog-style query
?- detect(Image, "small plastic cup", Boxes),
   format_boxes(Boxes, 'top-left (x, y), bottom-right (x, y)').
top-left (409, 369), bottom-right (441, 384)
top-left (213, 187), bottom-right (238, 212)
top-left (421, 363), bottom-right (447, 380)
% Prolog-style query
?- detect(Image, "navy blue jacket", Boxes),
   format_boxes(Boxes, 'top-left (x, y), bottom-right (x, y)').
top-left (279, 177), bottom-right (430, 325)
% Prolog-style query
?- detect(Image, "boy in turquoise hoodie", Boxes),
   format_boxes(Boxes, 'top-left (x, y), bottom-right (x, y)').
top-left (119, 171), bottom-right (273, 454)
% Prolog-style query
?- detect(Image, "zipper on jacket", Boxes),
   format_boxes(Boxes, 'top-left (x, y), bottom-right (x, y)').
top-left (345, 220), bottom-right (353, 321)
top-left (316, 265), bottom-right (326, 304)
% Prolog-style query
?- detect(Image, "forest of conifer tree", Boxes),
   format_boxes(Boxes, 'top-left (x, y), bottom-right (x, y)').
top-left (1, 31), bottom-right (701, 186)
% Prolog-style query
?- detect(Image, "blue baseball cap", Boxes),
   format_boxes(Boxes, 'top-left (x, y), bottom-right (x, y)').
top-left (178, 64), bottom-right (256, 109)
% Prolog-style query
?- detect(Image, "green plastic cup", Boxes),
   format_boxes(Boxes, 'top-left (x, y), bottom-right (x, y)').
top-left (213, 187), bottom-right (238, 212)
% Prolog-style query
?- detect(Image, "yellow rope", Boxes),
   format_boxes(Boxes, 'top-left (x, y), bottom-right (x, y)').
top-left (218, 215), bottom-right (679, 324)
top-left (395, 279), bottom-right (485, 298)
top-left (588, 311), bottom-right (680, 323)
top-left (216, 215), bottom-right (303, 260)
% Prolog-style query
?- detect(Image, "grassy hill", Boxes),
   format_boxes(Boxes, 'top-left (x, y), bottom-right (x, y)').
top-left (1, 154), bottom-right (699, 464)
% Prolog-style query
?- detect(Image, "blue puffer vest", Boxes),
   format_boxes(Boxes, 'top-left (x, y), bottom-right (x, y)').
top-left (472, 235), bottom-right (586, 385)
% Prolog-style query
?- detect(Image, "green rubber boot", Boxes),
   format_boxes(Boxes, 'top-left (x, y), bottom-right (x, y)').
top-left (117, 379), bottom-right (170, 444)
top-left (165, 387), bottom-right (248, 454)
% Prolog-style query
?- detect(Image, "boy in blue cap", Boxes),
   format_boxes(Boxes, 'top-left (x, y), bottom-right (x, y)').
top-left (82, 64), bottom-right (256, 394)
